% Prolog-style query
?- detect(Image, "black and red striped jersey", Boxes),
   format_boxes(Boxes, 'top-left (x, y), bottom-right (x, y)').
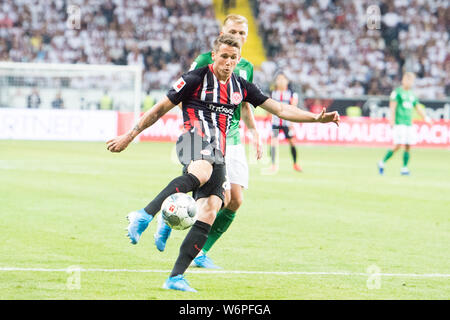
top-left (167, 64), bottom-right (268, 155)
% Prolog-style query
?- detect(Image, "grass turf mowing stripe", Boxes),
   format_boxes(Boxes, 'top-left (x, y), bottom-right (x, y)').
top-left (0, 267), bottom-right (449, 278)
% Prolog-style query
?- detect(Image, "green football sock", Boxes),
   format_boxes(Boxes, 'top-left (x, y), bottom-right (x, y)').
top-left (202, 208), bottom-right (236, 254)
top-left (382, 149), bottom-right (394, 163)
top-left (403, 151), bottom-right (410, 167)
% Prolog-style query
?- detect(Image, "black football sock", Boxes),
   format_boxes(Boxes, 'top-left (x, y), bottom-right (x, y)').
top-left (170, 220), bottom-right (211, 277)
top-left (143, 173), bottom-right (200, 217)
top-left (290, 145), bottom-right (297, 164)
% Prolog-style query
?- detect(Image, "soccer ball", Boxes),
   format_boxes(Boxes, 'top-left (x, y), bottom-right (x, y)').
top-left (161, 193), bottom-right (197, 230)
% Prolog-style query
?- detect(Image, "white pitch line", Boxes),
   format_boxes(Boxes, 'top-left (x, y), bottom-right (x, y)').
top-left (0, 267), bottom-right (449, 278)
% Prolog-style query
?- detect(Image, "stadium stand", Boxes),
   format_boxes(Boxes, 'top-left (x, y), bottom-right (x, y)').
top-left (0, 0), bottom-right (448, 99)
top-left (0, 0), bottom-right (219, 92)
top-left (251, 0), bottom-right (449, 99)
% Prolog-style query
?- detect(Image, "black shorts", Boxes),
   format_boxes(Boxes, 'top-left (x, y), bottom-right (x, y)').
top-left (182, 163), bottom-right (228, 204)
top-left (176, 131), bottom-right (225, 166)
top-left (177, 131), bottom-right (228, 204)
top-left (272, 125), bottom-right (293, 139)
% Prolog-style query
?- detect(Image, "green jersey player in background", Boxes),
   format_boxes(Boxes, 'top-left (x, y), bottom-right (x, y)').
top-left (154, 14), bottom-right (262, 268)
top-left (378, 72), bottom-right (431, 176)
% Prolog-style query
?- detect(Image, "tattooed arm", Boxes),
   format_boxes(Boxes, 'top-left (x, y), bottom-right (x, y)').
top-left (107, 96), bottom-right (176, 152)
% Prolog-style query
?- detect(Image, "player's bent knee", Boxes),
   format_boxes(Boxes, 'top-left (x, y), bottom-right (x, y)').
top-left (227, 197), bottom-right (243, 212)
top-left (188, 160), bottom-right (213, 186)
top-left (226, 185), bottom-right (243, 211)
top-left (197, 207), bottom-right (217, 225)
top-left (196, 196), bottom-right (222, 225)
top-left (223, 189), bottom-right (231, 208)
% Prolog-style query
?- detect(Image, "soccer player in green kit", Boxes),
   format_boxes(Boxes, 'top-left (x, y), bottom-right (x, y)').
top-left (378, 72), bottom-right (431, 175)
top-left (154, 14), bottom-right (263, 268)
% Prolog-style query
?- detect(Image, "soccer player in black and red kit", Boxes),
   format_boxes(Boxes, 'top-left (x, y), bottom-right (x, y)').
top-left (269, 73), bottom-right (302, 172)
top-left (107, 34), bottom-right (340, 292)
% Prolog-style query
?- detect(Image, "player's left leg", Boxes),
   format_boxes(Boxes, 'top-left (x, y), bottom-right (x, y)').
top-left (401, 144), bottom-right (411, 175)
top-left (378, 144), bottom-right (401, 175)
top-left (270, 131), bottom-right (279, 172)
top-left (193, 183), bottom-right (242, 268)
top-left (163, 195), bottom-right (222, 292)
top-left (204, 183), bottom-right (242, 253)
top-left (153, 131), bottom-right (219, 249)
top-left (192, 144), bottom-right (248, 268)
top-left (400, 125), bottom-right (415, 175)
top-left (282, 126), bottom-right (301, 172)
top-left (287, 137), bottom-right (302, 172)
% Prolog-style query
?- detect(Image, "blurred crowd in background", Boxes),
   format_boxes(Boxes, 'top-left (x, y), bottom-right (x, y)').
top-left (253, 0), bottom-right (449, 99)
top-left (0, 0), bottom-right (448, 99)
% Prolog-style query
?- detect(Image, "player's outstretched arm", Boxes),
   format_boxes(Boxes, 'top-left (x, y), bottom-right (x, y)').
top-left (259, 98), bottom-right (340, 126)
top-left (389, 100), bottom-right (397, 127)
top-left (415, 104), bottom-right (432, 124)
top-left (107, 96), bottom-right (176, 152)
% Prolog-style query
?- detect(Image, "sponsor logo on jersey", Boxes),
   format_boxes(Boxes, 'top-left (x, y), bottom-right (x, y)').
top-left (231, 92), bottom-right (243, 105)
top-left (200, 149), bottom-right (211, 156)
top-left (173, 77), bottom-right (186, 92)
top-left (207, 104), bottom-right (234, 115)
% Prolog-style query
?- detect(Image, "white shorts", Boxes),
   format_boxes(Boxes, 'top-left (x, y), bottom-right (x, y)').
top-left (225, 144), bottom-right (249, 189)
top-left (393, 125), bottom-right (416, 145)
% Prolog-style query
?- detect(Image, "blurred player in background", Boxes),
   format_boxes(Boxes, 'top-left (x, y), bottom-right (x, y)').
top-left (378, 72), bottom-right (432, 176)
top-left (154, 14), bottom-right (263, 270)
top-left (269, 72), bottom-right (302, 172)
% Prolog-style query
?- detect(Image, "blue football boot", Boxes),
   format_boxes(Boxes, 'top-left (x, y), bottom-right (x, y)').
top-left (154, 215), bottom-right (172, 252)
top-left (126, 209), bottom-right (152, 244)
top-left (401, 167), bottom-right (410, 176)
top-left (162, 275), bottom-right (197, 292)
top-left (192, 254), bottom-right (222, 269)
top-left (377, 161), bottom-right (385, 175)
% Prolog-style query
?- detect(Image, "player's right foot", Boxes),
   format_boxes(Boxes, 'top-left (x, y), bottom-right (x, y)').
top-left (192, 254), bottom-right (222, 269)
top-left (293, 163), bottom-right (302, 172)
top-left (401, 167), bottom-right (410, 176)
top-left (126, 209), bottom-right (152, 244)
top-left (162, 275), bottom-right (197, 292)
top-left (377, 161), bottom-right (385, 175)
top-left (154, 214), bottom-right (172, 252)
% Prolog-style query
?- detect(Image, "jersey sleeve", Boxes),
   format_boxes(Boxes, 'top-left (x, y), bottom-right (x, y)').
top-left (412, 95), bottom-right (419, 107)
top-left (389, 89), bottom-right (399, 102)
top-left (247, 61), bottom-right (254, 83)
top-left (166, 71), bottom-right (201, 105)
top-left (241, 80), bottom-right (269, 107)
top-left (189, 53), bottom-right (211, 71)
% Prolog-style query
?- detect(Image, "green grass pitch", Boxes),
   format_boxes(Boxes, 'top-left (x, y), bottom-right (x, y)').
top-left (0, 140), bottom-right (449, 299)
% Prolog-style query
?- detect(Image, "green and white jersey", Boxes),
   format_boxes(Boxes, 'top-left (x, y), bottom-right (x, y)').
top-left (190, 52), bottom-right (254, 145)
top-left (389, 86), bottom-right (419, 126)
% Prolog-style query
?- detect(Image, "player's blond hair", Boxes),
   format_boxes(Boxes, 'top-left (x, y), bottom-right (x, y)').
top-left (213, 34), bottom-right (242, 52)
top-left (403, 72), bottom-right (416, 80)
top-left (222, 14), bottom-right (248, 28)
